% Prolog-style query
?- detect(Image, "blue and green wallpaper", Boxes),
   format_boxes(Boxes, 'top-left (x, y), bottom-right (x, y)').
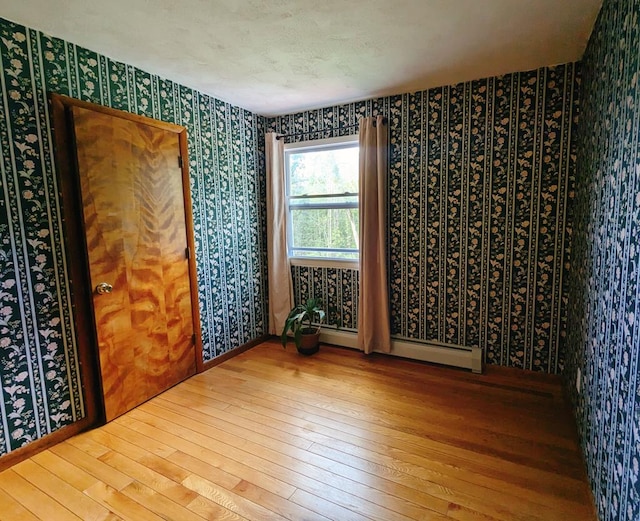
top-left (0, 17), bottom-right (267, 455)
top-left (270, 64), bottom-right (579, 373)
top-left (291, 266), bottom-right (359, 331)
top-left (566, 0), bottom-right (640, 519)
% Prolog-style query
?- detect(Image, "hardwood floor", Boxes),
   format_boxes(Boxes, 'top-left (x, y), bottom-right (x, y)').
top-left (0, 340), bottom-right (596, 521)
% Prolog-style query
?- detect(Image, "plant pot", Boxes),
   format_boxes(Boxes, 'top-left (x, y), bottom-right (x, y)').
top-left (297, 328), bottom-right (320, 356)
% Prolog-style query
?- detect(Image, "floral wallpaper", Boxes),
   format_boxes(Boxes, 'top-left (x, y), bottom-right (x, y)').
top-left (291, 266), bottom-right (359, 330)
top-left (565, 0), bottom-right (640, 519)
top-left (0, 17), bottom-right (267, 455)
top-left (270, 64), bottom-right (579, 372)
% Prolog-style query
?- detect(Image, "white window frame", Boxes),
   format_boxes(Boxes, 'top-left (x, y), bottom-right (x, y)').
top-left (284, 134), bottom-right (359, 269)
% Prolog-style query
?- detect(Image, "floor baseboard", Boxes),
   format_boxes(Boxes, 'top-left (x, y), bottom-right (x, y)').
top-left (319, 329), bottom-right (483, 373)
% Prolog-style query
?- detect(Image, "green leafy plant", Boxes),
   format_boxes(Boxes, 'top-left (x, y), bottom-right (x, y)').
top-left (280, 298), bottom-right (326, 348)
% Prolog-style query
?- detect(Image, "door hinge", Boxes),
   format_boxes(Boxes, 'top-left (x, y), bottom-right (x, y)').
top-left (178, 155), bottom-right (183, 168)
top-left (185, 246), bottom-right (190, 259)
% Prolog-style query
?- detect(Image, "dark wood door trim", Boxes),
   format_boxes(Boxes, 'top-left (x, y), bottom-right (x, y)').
top-left (49, 94), bottom-right (204, 428)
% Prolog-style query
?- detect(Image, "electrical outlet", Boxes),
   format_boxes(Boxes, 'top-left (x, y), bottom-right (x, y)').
top-left (576, 367), bottom-right (581, 393)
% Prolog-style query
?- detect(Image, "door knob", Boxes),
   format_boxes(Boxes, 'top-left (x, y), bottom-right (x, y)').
top-left (95, 282), bottom-right (113, 295)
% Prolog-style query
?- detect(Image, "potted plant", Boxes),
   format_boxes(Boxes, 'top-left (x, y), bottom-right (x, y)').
top-left (280, 298), bottom-right (325, 355)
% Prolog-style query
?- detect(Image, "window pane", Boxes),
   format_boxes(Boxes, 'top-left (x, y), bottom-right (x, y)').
top-left (292, 249), bottom-right (359, 260)
top-left (290, 208), bottom-right (359, 259)
top-left (288, 146), bottom-right (358, 196)
top-left (289, 194), bottom-right (358, 207)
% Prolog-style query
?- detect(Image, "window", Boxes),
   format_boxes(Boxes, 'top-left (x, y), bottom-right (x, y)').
top-left (284, 135), bottom-right (359, 262)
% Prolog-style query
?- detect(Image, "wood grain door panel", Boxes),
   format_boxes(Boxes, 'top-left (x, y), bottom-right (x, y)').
top-left (70, 105), bottom-right (196, 421)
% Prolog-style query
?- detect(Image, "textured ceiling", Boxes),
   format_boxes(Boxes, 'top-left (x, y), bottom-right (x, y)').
top-left (0, 0), bottom-right (602, 116)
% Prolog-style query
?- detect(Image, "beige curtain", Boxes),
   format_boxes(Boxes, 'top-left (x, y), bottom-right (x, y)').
top-left (358, 116), bottom-right (391, 354)
top-left (266, 133), bottom-right (294, 334)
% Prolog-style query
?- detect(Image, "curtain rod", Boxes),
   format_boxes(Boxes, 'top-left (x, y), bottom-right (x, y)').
top-left (275, 117), bottom-right (388, 141)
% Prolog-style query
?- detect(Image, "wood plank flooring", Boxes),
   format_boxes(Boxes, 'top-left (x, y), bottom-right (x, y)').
top-left (0, 340), bottom-right (596, 520)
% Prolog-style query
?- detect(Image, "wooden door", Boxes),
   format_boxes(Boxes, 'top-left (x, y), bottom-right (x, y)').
top-left (65, 103), bottom-right (198, 421)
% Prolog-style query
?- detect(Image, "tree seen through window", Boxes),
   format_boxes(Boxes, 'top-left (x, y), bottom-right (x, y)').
top-left (286, 139), bottom-right (359, 260)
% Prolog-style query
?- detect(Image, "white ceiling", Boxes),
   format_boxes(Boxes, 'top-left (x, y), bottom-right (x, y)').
top-left (0, 0), bottom-right (602, 116)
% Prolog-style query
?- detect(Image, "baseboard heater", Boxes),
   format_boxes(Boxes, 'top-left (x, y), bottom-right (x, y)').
top-left (319, 329), bottom-right (483, 374)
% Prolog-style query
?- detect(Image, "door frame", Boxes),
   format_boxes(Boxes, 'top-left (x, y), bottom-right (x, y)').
top-left (50, 94), bottom-right (204, 426)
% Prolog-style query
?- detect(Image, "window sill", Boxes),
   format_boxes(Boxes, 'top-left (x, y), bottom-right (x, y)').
top-left (289, 257), bottom-right (359, 270)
